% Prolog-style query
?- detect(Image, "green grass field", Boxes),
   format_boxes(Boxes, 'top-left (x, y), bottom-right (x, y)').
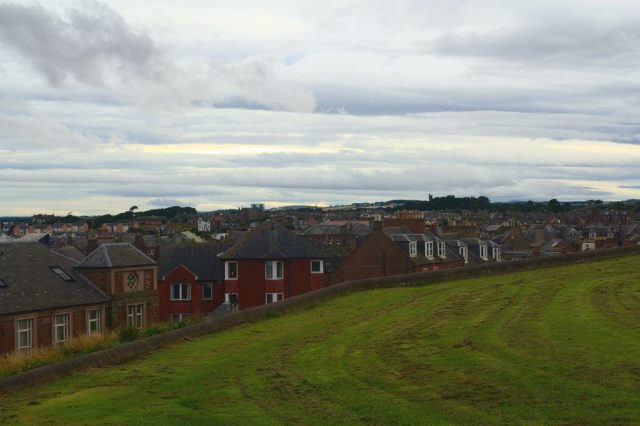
top-left (2, 255), bottom-right (640, 425)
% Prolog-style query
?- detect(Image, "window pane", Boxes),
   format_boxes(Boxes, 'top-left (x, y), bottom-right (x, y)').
top-left (266, 261), bottom-right (273, 278)
top-left (266, 293), bottom-right (273, 304)
top-left (276, 262), bottom-right (283, 278)
top-left (203, 283), bottom-right (212, 299)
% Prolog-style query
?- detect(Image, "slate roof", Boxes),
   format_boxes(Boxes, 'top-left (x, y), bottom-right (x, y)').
top-left (0, 243), bottom-right (109, 315)
top-left (158, 245), bottom-right (226, 280)
top-left (218, 221), bottom-right (323, 260)
top-left (77, 243), bottom-right (156, 268)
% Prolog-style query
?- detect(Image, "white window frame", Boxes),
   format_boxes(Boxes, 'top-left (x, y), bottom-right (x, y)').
top-left (202, 282), bottom-right (213, 300)
top-left (459, 246), bottom-right (468, 263)
top-left (311, 260), bottom-right (324, 273)
top-left (409, 241), bottom-right (417, 257)
top-left (437, 241), bottom-right (446, 258)
top-left (171, 313), bottom-right (190, 323)
top-left (225, 292), bottom-right (239, 304)
top-left (480, 244), bottom-right (488, 260)
top-left (16, 317), bottom-right (34, 352)
top-left (225, 261), bottom-right (238, 280)
top-left (265, 292), bottom-right (284, 304)
top-left (493, 247), bottom-right (501, 261)
top-left (87, 308), bottom-right (102, 335)
top-left (170, 283), bottom-right (192, 301)
top-left (53, 312), bottom-right (70, 345)
top-left (425, 241), bottom-right (434, 259)
top-left (127, 303), bottom-right (145, 330)
top-left (265, 260), bottom-right (284, 280)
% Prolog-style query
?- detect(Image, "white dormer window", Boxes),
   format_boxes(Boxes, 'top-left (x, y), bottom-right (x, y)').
top-left (409, 241), bottom-right (417, 257)
top-left (480, 244), bottom-right (488, 260)
top-left (607, 231), bottom-right (614, 239)
top-left (459, 246), bottom-right (468, 263)
top-left (493, 247), bottom-right (501, 261)
top-left (437, 241), bottom-right (446, 258)
top-left (588, 231), bottom-right (596, 239)
top-left (425, 241), bottom-right (434, 259)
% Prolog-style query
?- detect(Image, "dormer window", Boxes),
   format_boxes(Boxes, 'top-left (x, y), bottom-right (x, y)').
top-left (459, 246), bottom-right (468, 263)
top-left (480, 244), bottom-right (488, 260)
top-left (409, 241), bottom-right (417, 257)
top-left (437, 241), bottom-right (446, 258)
top-left (425, 241), bottom-right (434, 259)
top-left (588, 231), bottom-right (596, 239)
top-left (493, 247), bottom-right (501, 261)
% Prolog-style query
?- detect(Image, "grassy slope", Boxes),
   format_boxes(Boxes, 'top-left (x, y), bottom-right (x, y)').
top-left (2, 255), bottom-right (640, 425)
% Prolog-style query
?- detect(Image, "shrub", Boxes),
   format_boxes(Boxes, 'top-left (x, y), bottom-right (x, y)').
top-left (118, 326), bottom-right (140, 343)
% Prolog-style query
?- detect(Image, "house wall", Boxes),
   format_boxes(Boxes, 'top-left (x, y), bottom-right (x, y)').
top-left (328, 230), bottom-right (412, 285)
top-left (157, 266), bottom-right (224, 321)
top-left (77, 266), bottom-right (158, 330)
top-left (225, 259), bottom-right (326, 310)
top-left (0, 304), bottom-right (107, 354)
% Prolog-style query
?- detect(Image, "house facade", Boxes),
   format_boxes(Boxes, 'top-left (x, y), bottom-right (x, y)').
top-left (0, 243), bottom-right (109, 354)
top-left (75, 243), bottom-right (159, 331)
top-left (157, 246), bottom-right (225, 322)
top-left (218, 221), bottom-right (326, 310)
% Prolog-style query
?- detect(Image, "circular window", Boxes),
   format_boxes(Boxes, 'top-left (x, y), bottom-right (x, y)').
top-left (127, 273), bottom-right (138, 289)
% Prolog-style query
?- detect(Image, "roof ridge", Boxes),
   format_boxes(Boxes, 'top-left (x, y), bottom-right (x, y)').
top-left (101, 244), bottom-right (112, 267)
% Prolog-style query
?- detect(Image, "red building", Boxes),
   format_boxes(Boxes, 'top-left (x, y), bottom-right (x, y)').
top-left (218, 221), bottom-right (326, 310)
top-left (157, 246), bottom-right (225, 322)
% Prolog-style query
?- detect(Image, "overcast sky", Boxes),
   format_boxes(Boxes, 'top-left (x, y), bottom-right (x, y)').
top-left (2, 0), bottom-right (640, 215)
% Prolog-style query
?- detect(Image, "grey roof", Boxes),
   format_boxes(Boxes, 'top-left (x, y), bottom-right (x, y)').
top-left (0, 243), bottom-right (109, 315)
top-left (219, 220), bottom-right (323, 260)
top-left (158, 245), bottom-right (226, 280)
top-left (77, 243), bottom-right (156, 268)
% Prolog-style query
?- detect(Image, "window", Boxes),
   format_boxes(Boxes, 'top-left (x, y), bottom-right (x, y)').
top-left (225, 293), bottom-right (239, 304)
top-left (171, 313), bottom-right (190, 323)
top-left (425, 241), bottom-right (434, 259)
top-left (311, 260), bottom-right (324, 273)
top-left (225, 261), bottom-right (238, 280)
top-left (147, 249), bottom-right (155, 256)
top-left (127, 304), bottom-right (144, 329)
top-left (53, 313), bottom-right (69, 345)
top-left (126, 272), bottom-right (138, 290)
top-left (16, 318), bottom-right (33, 352)
top-left (409, 241), bottom-right (417, 257)
top-left (588, 231), bottom-right (597, 239)
top-left (171, 283), bottom-right (191, 301)
top-left (493, 247), bottom-right (501, 261)
top-left (437, 241), bottom-right (446, 258)
top-left (50, 267), bottom-right (73, 282)
top-left (203, 282), bottom-right (213, 300)
top-left (265, 261), bottom-right (283, 280)
top-left (459, 247), bottom-right (468, 263)
top-left (0, 279), bottom-right (7, 288)
top-left (87, 309), bottom-right (102, 334)
top-left (480, 245), bottom-right (488, 260)
top-left (265, 292), bottom-right (284, 304)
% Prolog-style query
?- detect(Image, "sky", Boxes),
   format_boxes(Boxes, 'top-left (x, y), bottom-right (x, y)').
top-left (2, 0), bottom-right (640, 216)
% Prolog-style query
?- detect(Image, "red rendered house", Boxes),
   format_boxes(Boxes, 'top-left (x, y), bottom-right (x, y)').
top-left (218, 221), bottom-right (326, 310)
top-left (157, 246), bottom-right (225, 322)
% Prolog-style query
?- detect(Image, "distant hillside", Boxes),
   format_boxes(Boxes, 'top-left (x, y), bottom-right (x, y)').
top-left (2, 254), bottom-right (639, 423)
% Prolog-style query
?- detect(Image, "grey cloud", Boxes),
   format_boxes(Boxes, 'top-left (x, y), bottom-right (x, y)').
top-left (0, 2), bottom-right (158, 86)
top-left (148, 198), bottom-right (194, 207)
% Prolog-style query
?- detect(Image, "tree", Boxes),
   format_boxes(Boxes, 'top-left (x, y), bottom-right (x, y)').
top-left (548, 199), bottom-right (563, 213)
